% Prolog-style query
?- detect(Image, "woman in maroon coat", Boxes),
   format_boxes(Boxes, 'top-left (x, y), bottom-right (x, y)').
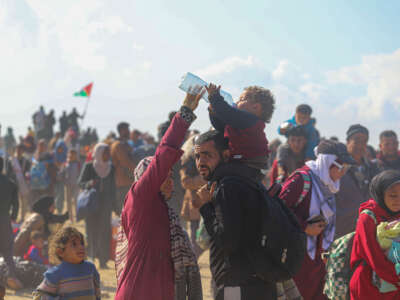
top-left (280, 140), bottom-right (354, 300)
top-left (350, 170), bottom-right (400, 300)
top-left (115, 87), bottom-right (204, 300)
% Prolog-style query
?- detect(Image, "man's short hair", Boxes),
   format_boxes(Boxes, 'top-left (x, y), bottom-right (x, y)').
top-left (117, 122), bottom-right (129, 134)
top-left (243, 86), bottom-right (275, 123)
top-left (380, 130), bottom-right (398, 141)
top-left (346, 124), bottom-right (369, 141)
top-left (296, 104), bottom-right (312, 115)
top-left (287, 126), bottom-right (307, 138)
top-left (194, 130), bottom-right (229, 153)
top-left (0, 157), bottom-right (3, 173)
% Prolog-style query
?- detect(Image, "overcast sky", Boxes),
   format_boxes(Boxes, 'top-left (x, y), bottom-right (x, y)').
top-left (1, 0), bottom-right (400, 146)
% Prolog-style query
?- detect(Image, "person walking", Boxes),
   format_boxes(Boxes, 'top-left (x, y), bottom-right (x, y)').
top-left (0, 157), bottom-right (23, 289)
top-left (79, 143), bottom-right (116, 268)
top-left (279, 140), bottom-right (355, 300)
top-left (350, 170), bottom-right (400, 300)
top-left (334, 124), bottom-right (379, 239)
top-left (111, 122), bottom-right (138, 215)
top-left (180, 134), bottom-right (206, 258)
top-left (115, 88), bottom-right (203, 300)
top-left (195, 130), bottom-right (277, 299)
top-left (6, 144), bottom-right (31, 221)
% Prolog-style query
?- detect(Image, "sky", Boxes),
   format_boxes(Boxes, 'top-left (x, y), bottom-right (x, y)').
top-left (1, 0), bottom-right (400, 146)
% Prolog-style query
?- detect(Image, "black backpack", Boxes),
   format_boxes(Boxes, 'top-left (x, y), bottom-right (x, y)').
top-left (219, 176), bottom-right (307, 283)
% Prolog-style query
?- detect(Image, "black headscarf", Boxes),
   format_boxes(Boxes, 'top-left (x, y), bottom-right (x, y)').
top-left (32, 196), bottom-right (68, 236)
top-left (370, 170), bottom-right (400, 215)
top-left (32, 196), bottom-right (54, 217)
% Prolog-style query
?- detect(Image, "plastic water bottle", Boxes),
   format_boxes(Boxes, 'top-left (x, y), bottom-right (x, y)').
top-left (179, 72), bottom-right (234, 106)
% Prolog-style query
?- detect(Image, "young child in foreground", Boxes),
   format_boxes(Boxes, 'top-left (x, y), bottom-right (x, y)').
top-left (33, 227), bottom-right (101, 300)
top-left (24, 231), bottom-right (49, 266)
top-left (205, 83), bottom-right (275, 178)
top-left (278, 104), bottom-right (319, 160)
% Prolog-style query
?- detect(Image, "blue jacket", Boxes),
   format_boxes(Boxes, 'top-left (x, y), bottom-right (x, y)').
top-left (278, 116), bottom-right (319, 159)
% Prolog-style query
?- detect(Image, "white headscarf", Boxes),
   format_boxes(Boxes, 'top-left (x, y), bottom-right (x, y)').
top-left (305, 154), bottom-right (340, 193)
top-left (93, 143), bottom-right (111, 178)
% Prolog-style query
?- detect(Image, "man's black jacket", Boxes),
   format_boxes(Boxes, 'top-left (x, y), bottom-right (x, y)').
top-left (200, 162), bottom-right (265, 287)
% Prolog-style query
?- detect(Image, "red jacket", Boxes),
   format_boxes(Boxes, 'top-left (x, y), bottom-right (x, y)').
top-left (280, 166), bottom-right (327, 300)
top-left (115, 113), bottom-right (189, 300)
top-left (350, 199), bottom-right (400, 300)
top-left (225, 121), bottom-right (269, 159)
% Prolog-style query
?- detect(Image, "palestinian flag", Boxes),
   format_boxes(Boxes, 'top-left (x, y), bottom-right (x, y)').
top-left (74, 82), bottom-right (93, 97)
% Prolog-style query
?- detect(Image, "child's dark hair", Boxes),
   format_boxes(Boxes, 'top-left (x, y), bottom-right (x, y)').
top-left (243, 86), bottom-right (275, 123)
top-left (50, 227), bottom-right (84, 263)
top-left (31, 230), bottom-right (44, 241)
top-left (296, 104), bottom-right (312, 115)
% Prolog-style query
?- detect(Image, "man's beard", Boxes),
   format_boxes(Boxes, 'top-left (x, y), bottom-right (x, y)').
top-left (199, 165), bottom-right (213, 181)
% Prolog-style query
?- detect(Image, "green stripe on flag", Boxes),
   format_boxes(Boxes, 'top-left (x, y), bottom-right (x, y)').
top-left (74, 90), bottom-right (88, 97)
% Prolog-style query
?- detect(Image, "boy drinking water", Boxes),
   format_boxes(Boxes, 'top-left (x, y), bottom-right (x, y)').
top-left (33, 227), bottom-right (100, 300)
top-left (205, 83), bottom-right (275, 177)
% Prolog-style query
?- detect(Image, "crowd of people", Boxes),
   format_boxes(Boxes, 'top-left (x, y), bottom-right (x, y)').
top-left (0, 81), bottom-right (400, 300)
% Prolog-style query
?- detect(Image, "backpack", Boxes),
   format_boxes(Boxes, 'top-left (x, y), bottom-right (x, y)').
top-left (218, 175), bottom-right (307, 283)
top-left (30, 159), bottom-right (50, 190)
top-left (323, 209), bottom-right (377, 300)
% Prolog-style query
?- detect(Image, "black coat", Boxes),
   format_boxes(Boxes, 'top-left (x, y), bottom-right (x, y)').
top-left (200, 163), bottom-right (266, 287)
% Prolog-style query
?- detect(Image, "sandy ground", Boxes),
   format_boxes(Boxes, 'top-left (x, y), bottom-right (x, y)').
top-left (5, 219), bottom-right (213, 300)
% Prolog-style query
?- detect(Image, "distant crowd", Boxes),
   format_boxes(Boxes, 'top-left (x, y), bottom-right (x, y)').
top-left (0, 82), bottom-right (400, 300)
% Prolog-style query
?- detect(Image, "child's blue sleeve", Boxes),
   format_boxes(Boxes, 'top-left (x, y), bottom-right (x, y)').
top-left (209, 93), bottom-right (258, 130)
top-left (29, 248), bottom-right (45, 265)
top-left (277, 117), bottom-right (297, 136)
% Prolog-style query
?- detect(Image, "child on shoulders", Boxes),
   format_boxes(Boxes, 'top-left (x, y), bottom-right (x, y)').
top-left (278, 104), bottom-right (319, 160)
top-left (206, 84), bottom-right (275, 178)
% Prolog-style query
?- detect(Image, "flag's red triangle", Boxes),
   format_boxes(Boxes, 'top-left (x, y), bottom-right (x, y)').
top-left (83, 82), bottom-right (93, 97)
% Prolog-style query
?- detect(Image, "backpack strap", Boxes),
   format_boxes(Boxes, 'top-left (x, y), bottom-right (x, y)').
top-left (360, 209), bottom-right (377, 225)
top-left (294, 170), bottom-right (311, 208)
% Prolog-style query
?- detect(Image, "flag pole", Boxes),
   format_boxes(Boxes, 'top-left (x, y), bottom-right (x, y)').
top-left (80, 94), bottom-right (90, 132)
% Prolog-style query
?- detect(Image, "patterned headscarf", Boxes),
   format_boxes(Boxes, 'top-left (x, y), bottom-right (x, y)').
top-left (116, 156), bottom-right (202, 300)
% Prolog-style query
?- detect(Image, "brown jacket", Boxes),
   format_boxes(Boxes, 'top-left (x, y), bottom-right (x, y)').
top-left (180, 169), bottom-right (205, 221)
top-left (111, 140), bottom-right (137, 187)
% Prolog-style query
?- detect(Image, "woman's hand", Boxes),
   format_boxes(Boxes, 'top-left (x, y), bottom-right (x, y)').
top-left (183, 85), bottom-right (205, 111)
top-left (305, 221), bottom-right (326, 236)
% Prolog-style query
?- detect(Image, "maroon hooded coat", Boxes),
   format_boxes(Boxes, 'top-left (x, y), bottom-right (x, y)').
top-left (115, 112), bottom-right (189, 300)
top-left (350, 199), bottom-right (400, 300)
